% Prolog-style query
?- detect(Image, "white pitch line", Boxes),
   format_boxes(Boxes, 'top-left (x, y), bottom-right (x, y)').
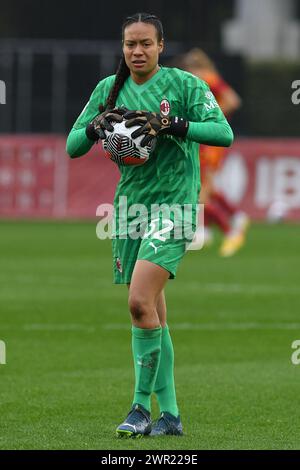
top-left (2, 322), bottom-right (300, 333)
top-left (183, 283), bottom-right (300, 295)
top-left (23, 324), bottom-right (95, 333)
top-left (103, 322), bottom-right (300, 331)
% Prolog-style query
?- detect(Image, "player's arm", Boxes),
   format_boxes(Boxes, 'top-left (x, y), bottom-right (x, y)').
top-left (67, 107), bottom-right (126, 158)
top-left (123, 78), bottom-right (234, 148)
top-left (66, 75), bottom-right (123, 158)
top-left (66, 127), bottom-right (94, 158)
top-left (66, 84), bottom-right (102, 158)
top-left (185, 77), bottom-right (234, 147)
top-left (123, 107), bottom-right (233, 148)
top-left (212, 75), bottom-right (242, 116)
top-left (218, 87), bottom-right (241, 116)
top-left (186, 116), bottom-right (233, 147)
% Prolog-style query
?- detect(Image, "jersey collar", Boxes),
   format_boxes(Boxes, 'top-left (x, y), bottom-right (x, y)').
top-left (127, 66), bottom-right (163, 93)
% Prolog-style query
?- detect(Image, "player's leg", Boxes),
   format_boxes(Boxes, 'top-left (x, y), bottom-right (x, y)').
top-left (129, 260), bottom-right (169, 410)
top-left (129, 259), bottom-right (169, 328)
top-left (205, 201), bottom-right (231, 234)
top-left (197, 165), bottom-right (221, 247)
top-left (202, 169), bottom-right (230, 233)
top-left (211, 189), bottom-right (237, 216)
top-left (199, 169), bottom-right (247, 257)
top-left (116, 228), bottom-right (187, 437)
top-left (117, 260), bottom-right (169, 438)
top-left (212, 190), bottom-right (250, 235)
top-left (152, 290), bottom-right (183, 435)
top-left (208, 158), bottom-right (250, 256)
top-left (156, 290), bottom-right (167, 327)
top-left (126, 287), bottom-right (166, 325)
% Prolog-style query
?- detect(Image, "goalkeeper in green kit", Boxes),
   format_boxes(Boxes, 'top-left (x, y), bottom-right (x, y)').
top-left (66, 12), bottom-right (233, 438)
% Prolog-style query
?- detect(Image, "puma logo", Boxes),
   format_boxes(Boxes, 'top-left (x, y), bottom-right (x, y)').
top-left (149, 242), bottom-right (163, 254)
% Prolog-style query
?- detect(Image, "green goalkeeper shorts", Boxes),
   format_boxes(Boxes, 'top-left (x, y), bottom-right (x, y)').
top-left (112, 212), bottom-right (198, 284)
top-left (112, 207), bottom-right (197, 284)
top-left (112, 234), bottom-right (189, 284)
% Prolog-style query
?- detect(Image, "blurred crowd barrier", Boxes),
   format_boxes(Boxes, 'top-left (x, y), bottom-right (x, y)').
top-left (0, 136), bottom-right (299, 221)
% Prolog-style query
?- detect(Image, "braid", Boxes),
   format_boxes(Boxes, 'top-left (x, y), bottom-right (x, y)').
top-left (105, 56), bottom-right (130, 109)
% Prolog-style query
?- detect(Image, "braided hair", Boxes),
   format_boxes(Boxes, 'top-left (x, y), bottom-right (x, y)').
top-left (105, 13), bottom-right (164, 109)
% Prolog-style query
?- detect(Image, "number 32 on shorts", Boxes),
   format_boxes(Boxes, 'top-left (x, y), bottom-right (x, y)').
top-left (143, 218), bottom-right (174, 242)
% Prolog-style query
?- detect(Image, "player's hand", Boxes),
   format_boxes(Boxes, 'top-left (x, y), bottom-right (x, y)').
top-left (86, 106), bottom-right (128, 141)
top-left (124, 110), bottom-right (189, 147)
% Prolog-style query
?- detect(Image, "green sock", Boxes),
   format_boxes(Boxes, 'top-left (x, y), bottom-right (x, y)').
top-left (132, 325), bottom-right (162, 412)
top-left (154, 325), bottom-right (179, 417)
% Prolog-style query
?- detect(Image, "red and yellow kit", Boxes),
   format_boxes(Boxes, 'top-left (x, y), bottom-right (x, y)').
top-left (200, 71), bottom-right (231, 179)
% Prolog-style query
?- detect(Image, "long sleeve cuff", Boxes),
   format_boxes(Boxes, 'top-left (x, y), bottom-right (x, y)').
top-left (66, 127), bottom-right (95, 158)
top-left (187, 120), bottom-right (234, 147)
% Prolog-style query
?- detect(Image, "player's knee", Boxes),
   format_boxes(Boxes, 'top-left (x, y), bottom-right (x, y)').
top-left (128, 295), bottom-right (151, 321)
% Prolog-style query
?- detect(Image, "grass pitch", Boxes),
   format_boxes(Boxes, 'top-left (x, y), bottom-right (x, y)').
top-left (0, 220), bottom-right (300, 450)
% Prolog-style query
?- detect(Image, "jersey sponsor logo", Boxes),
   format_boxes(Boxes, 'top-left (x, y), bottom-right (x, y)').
top-left (160, 99), bottom-right (170, 117)
top-left (205, 91), bottom-right (214, 100)
top-left (204, 91), bottom-right (219, 112)
top-left (204, 99), bottom-right (219, 112)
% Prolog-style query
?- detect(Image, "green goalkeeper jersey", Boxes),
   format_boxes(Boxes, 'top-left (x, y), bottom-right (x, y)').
top-left (68, 66), bottom-right (233, 215)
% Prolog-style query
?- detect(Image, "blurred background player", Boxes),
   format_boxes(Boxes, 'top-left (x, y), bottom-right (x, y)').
top-left (181, 48), bottom-right (249, 256)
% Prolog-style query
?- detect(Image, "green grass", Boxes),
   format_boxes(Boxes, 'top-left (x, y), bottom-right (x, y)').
top-left (0, 220), bottom-right (300, 450)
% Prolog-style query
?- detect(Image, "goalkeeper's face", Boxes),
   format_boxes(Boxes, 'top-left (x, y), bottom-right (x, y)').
top-left (123, 22), bottom-right (164, 83)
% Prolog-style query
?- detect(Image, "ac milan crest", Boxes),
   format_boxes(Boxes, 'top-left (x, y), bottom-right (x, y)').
top-left (160, 99), bottom-right (170, 117)
top-left (116, 257), bottom-right (122, 273)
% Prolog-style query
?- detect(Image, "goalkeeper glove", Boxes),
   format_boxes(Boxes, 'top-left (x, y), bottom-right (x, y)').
top-left (86, 106), bottom-right (128, 141)
top-left (124, 110), bottom-right (189, 147)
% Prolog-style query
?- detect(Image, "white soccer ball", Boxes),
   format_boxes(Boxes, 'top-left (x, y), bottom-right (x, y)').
top-left (103, 120), bottom-right (156, 166)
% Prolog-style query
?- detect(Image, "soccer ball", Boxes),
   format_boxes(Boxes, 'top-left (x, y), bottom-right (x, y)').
top-left (102, 120), bottom-right (156, 166)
